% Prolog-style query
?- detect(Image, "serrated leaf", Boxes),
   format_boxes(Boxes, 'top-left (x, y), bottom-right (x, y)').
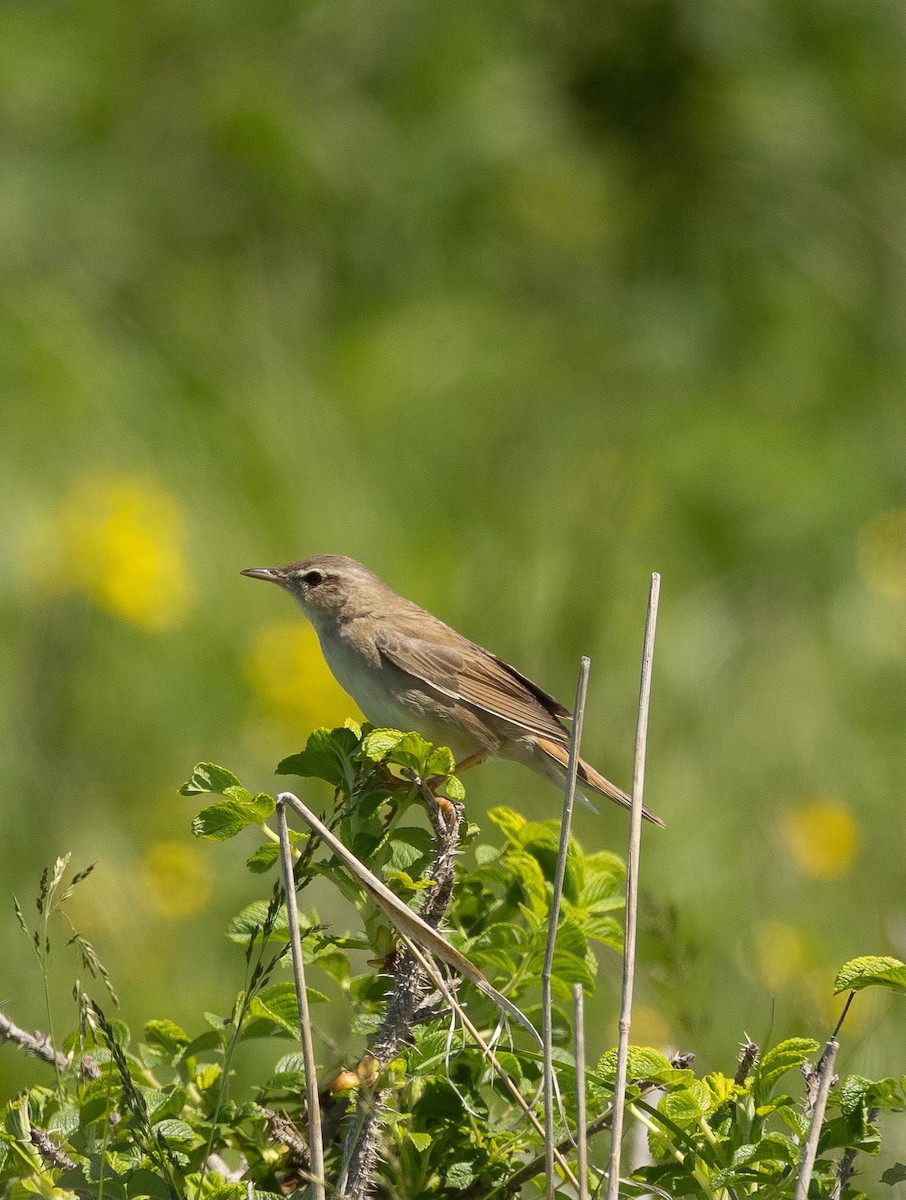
top-left (246, 841), bottom-right (281, 873)
top-left (425, 744), bottom-right (456, 777)
top-left (444, 775), bottom-right (466, 801)
top-left (486, 806), bottom-right (527, 843)
top-left (360, 728), bottom-right (406, 761)
top-left (834, 955), bottom-right (906, 995)
top-left (247, 981), bottom-right (327, 1037)
top-left (181, 763), bottom-right (243, 796)
top-left (125, 1168), bottom-right (173, 1198)
top-left (837, 1074), bottom-right (900, 1113)
top-left (660, 1081), bottom-right (711, 1126)
top-left (597, 1046), bottom-right (674, 1084)
top-left (227, 901), bottom-right (290, 943)
top-left (191, 801), bottom-right (243, 840)
top-left (446, 1160), bottom-right (477, 1189)
top-left (152, 1119), bottom-right (195, 1142)
top-left (143, 1020), bottom-right (191, 1056)
top-left (406, 1130), bottom-right (432, 1152)
top-left (386, 827), bottom-right (434, 872)
top-left (277, 726), bottom-right (360, 788)
top-left (757, 1038), bottom-right (821, 1093)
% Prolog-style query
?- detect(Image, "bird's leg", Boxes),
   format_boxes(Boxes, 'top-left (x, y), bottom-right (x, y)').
top-left (423, 751), bottom-right (489, 824)
top-left (454, 751), bottom-right (490, 775)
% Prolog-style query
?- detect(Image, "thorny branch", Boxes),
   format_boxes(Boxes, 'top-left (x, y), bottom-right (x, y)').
top-left (340, 791), bottom-right (463, 1199)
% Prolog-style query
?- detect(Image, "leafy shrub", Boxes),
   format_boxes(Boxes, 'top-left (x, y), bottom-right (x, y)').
top-left (1, 724), bottom-right (904, 1198)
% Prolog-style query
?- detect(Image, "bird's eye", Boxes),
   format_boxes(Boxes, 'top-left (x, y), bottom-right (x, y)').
top-left (301, 569), bottom-right (324, 587)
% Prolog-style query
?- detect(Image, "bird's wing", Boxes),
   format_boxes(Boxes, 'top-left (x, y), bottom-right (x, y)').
top-left (374, 623), bottom-right (570, 741)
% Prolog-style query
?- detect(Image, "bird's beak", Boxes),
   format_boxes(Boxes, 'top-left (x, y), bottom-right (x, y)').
top-left (240, 567), bottom-right (286, 584)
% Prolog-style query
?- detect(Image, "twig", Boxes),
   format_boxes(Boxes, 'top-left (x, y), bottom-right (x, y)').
top-left (277, 790), bottom-right (539, 1043)
top-left (830, 1106), bottom-right (877, 1200)
top-left (606, 572), bottom-right (661, 1200)
top-left (574, 983), bottom-right (589, 1200)
top-left (795, 989), bottom-right (855, 1200)
top-left (541, 656), bottom-right (590, 1199)
top-left (794, 1037), bottom-right (839, 1200)
top-left (276, 797), bottom-right (326, 1200)
top-left (0, 1009), bottom-right (69, 1071)
top-left (401, 934), bottom-right (580, 1191)
top-left (0, 1008), bottom-right (100, 1079)
top-left (490, 1084), bottom-right (663, 1199)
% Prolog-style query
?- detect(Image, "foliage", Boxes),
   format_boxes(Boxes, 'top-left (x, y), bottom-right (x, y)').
top-left (2, 726), bottom-right (906, 1198)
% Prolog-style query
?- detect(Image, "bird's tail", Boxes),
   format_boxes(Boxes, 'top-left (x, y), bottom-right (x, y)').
top-left (526, 735), bottom-right (665, 828)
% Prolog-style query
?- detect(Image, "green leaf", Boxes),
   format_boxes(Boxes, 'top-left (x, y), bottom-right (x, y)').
top-left (882, 1164), bottom-right (906, 1185)
top-left (406, 1130), bottom-right (432, 1152)
top-left (192, 794), bottom-right (275, 841)
top-left (181, 763), bottom-right (243, 796)
top-left (757, 1038), bottom-right (821, 1094)
top-left (246, 841), bottom-right (281, 873)
top-left (247, 981), bottom-right (327, 1037)
top-left (143, 1020), bottom-right (190, 1057)
top-left (359, 728), bottom-right (405, 761)
top-left (126, 1168), bottom-right (174, 1198)
top-left (834, 955), bottom-right (906, 995)
top-left (278, 726), bottom-right (360, 788)
top-left (227, 901), bottom-right (290, 943)
top-left (386, 828), bottom-right (434, 872)
top-left (444, 775), bottom-right (466, 801)
top-left (446, 1160), bottom-right (477, 1189)
top-left (659, 1081), bottom-right (711, 1126)
top-left (152, 1118), bottom-right (195, 1143)
top-left (425, 744), bottom-right (456, 777)
top-left (837, 1074), bottom-right (900, 1113)
top-left (597, 1046), bottom-right (674, 1084)
top-left (486, 807), bottom-right (527, 843)
top-left (388, 731), bottom-right (434, 772)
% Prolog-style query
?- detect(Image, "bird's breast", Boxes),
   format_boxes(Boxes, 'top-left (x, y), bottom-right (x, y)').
top-left (317, 625), bottom-right (410, 729)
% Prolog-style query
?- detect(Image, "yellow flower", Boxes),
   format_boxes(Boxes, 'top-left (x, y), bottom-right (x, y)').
top-left (22, 472), bottom-right (194, 630)
top-left (245, 619), bottom-right (361, 734)
top-left (858, 509), bottom-right (906, 601)
top-left (142, 840), bottom-right (213, 919)
top-left (753, 921), bottom-right (809, 992)
top-left (781, 798), bottom-right (858, 879)
top-left (630, 1005), bottom-right (672, 1047)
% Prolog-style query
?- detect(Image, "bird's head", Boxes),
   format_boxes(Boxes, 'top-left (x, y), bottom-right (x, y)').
top-left (241, 554), bottom-right (387, 624)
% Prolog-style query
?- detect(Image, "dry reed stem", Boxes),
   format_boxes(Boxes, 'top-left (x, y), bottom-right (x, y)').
top-left (541, 656), bottom-right (590, 1200)
top-left (574, 982), bottom-right (589, 1200)
top-left (606, 572), bottom-right (661, 1200)
top-left (276, 797), bottom-right (326, 1200)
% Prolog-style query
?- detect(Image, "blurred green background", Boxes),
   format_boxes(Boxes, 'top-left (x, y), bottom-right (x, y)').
top-left (2, 0), bottom-right (906, 1175)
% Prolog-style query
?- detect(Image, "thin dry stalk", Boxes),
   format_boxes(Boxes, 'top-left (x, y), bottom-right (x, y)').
top-left (276, 797), bottom-right (326, 1200)
top-left (795, 990), bottom-right (854, 1200)
top-left (278, 789), bottom-right (539, 1042)
top-left (606, 572), bottom-right (661, 1200)
top-left (574, 982), bottom-right (589, 1200)
top-left (542, 656), bottom-right (591, 1200)
top-left (401, 935), bottom-right (580, 1190)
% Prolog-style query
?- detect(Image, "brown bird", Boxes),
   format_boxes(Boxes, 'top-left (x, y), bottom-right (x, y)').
top-left (241, 555), bottom-right (663, 826)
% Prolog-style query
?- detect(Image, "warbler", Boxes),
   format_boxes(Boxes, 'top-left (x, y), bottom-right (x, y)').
top-left (242, 555), bottom-right (663, 825)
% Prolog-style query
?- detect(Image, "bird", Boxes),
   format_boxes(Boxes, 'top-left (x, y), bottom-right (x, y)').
top-left (241, 555), bottom-right (663, 826)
